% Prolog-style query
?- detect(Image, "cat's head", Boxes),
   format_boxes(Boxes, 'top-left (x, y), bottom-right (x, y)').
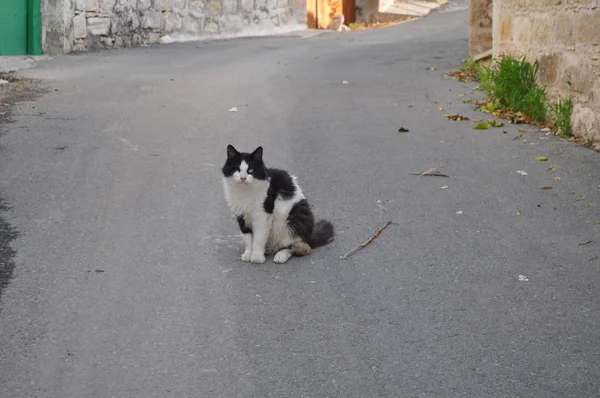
top-left (222, 145), bottom-right (268, 185)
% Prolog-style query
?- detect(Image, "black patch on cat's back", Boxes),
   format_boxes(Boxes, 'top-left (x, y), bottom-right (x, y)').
top-left (287, 199), bottom-right (314, 241)
top-left (237, 215), bottom-right (252, 234)
top-left (263, 168), bottom-right (296, 214)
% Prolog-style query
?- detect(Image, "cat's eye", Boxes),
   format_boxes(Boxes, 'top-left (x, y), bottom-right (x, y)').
top-left (248, 169), bottom-right (254, 173)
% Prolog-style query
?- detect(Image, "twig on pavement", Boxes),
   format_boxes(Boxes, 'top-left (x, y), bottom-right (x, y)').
top-left (340, 219), bottom-right (393, 260)
top-left (409, 167), bottom-right (449, 177)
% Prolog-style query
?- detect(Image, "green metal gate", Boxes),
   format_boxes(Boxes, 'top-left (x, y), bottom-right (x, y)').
top-left (0, 0), bottom-right (42, 55)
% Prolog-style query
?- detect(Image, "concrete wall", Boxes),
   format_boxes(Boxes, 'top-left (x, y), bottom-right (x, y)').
top-left (42, 0), bottom-right (307, 53)
top-left (490, 0), bottom-right (600, 145)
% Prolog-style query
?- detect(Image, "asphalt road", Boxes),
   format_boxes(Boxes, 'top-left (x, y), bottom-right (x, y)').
top-left (1, 8), bottom-right (600, 397)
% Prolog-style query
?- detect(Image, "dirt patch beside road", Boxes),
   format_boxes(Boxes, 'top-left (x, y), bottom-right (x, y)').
top-left (0, 73), bottom-right (48, 307)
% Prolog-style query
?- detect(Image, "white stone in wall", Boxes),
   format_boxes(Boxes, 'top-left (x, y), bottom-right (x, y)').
top-left (164, 12), bottom-right (182, 31)
top-left (174, 0), bottom-right (187, 8)
top-left (147, 32), bottom-right (162, 43)
top-left (130, 13), bottom-right (141, 30)
top-left (240, 0), bottom-right (253, 10)
top-left (153, 0), bottom-right (174, 11)
top-left (76, 0), bottom-right (99, 11)
top-left (221, 14), bottom-right (244, 31)
top-left (223, 0), bottom-right (238, 14)
top-left (142, 11), bottom-right (165, 29)
top-left (189, 0), bottom-right (204, 11)
top-left (73, 13), bottom-right (88, 38)
top-left (189, 10), bottom-right (204, 19)
top-left (100, 0), bottom-right (118, 12)
top-left (182, 16), bottom-right (201, 33)
top-left (137, 0), bottom-right (152, 10)
top-left (87, 17), bottom-right (112, 35)
top-left (205, 19), bottom-right (219, 33)
top-left (572, 103), bottom-right (599, 141)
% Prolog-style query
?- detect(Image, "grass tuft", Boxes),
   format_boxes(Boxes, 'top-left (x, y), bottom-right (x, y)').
top-left (484, 56), bottom-right (546, 122)
top-left (549, 97), bottom-right (574, 138)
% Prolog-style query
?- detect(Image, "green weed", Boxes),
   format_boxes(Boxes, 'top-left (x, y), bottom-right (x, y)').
top-left (549, 97), bottom-right (574, 138)
top-left (485, 56), bottom-right (547, 122)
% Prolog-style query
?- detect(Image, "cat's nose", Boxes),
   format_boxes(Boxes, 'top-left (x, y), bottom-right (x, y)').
top-left (240, 177), bottom-right (247, 182)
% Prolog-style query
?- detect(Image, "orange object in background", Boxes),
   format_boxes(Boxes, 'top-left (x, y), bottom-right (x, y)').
top-left (307, 0), bottom-right (355, 29)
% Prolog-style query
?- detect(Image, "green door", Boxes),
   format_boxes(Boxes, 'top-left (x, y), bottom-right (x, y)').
top-left (0, 0), bottom-right (42, 55)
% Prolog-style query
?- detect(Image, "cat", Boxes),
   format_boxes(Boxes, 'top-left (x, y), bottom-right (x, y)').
top-left (221, 145), bottom-right (334, 264)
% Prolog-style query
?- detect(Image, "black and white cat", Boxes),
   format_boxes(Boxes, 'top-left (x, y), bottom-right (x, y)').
top-left (221, 145), bottom-right (334, 264)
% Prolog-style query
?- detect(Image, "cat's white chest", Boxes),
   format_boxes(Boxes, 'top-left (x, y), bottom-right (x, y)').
top-left (223, 178), bottom-right (268, 217)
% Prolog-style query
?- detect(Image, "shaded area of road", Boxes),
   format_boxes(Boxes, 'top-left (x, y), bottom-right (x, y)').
top-left (0, 9), bottom-right (599, 397)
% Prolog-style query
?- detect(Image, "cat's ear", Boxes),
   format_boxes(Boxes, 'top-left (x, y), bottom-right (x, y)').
top-left (227, 145), bottom-right (239, 160)
top-left (251, 146), bottom-right (263, 161)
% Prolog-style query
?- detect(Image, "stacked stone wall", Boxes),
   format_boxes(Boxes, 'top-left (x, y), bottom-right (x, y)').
top-left (43, 0), bottom-right (307, 53)
top-left (492, 0), bottom-right (600, 145)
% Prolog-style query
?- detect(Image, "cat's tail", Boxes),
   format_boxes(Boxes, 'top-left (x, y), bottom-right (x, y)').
top-left (309, 219), bottom-right (335, 248)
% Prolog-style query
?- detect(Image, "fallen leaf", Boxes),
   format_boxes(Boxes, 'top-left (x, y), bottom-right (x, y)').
top-left (473, 122), bottom-right (489, 130)
top-left (587, 173), bottom-right (593, 178)
top-left (578, 240), bottom-right (593, 246)
top-left (229, 107), bottom-right (238, 112)
top-left (513, 134), bottom-right (523, 140)
top-left (456, 210), bottom-right (463, 214)
top-left (518, 128), bottom-right (528, 133)
top-left (440, 186), bottom-right (448, 189)
top-left (446, 113), bottom-right (470, 121)
top-left (554, 176), bottom-right (561, 180)
top-left (536, 156), bottom-right (549, 161)
top-left (342, 80), bottom-right (349, 84)
top-left (516, 170), bottom-right (528, 176)
top-left (516, 211), bottom-right (521, 215)
top-left (541, 186), bottom-right (553, 190)
top-left (398, 126), bottom-right (409, 133)
top-left (518, 275), bottom-right (529, 282)
top-left (547, 167), bottom-right (556, 171)
top-left (438, 106), bottom-right (444, 112)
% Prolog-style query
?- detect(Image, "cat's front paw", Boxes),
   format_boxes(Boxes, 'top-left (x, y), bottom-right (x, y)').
top-left (241, 251), bottom-right (252, 262)
top-left (250, 252), bottom-right (266, 264)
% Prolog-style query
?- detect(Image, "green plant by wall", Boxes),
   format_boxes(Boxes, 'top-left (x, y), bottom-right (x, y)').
top-left (549, 97), bottom-right (574, 138)
top-left (484, 56), bottom-right (547, 122)
top-left (453, 56), bottom-right (576, 144)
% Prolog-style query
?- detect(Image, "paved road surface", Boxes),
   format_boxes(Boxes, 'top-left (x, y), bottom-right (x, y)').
top-left (1, 9), bottom-right (599, 397)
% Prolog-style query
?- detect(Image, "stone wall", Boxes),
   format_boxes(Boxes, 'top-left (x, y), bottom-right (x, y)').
top-left (468, 0), bottom-right (491, 56)
top-left (42, 0), bottom-right (307, 53)
top-left (492, 0), bottom-right (600, 146)
top-left (354, 0), bottom-right (408, 24)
